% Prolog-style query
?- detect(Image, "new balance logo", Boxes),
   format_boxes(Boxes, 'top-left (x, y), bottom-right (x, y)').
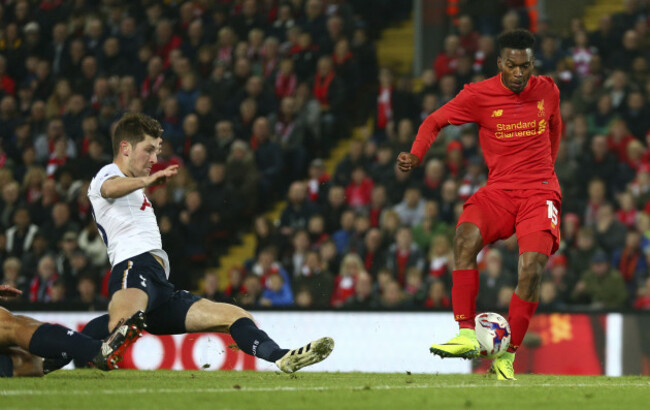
top-left (67, 330), bottom-right (74, 336)
top-left (491, 109), bottom-right (503, 117)
top-left (139, 274), bottom-right (147, 287)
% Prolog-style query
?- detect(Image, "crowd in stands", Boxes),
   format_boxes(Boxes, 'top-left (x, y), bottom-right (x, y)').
top-left (2, 0), bottom-right (650, 313)
top-left (0, 0), bottom-right (406, 308)
top-left (204, 0), bottom-right (650, 312)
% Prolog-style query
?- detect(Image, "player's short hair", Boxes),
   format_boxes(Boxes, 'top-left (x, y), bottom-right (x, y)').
top-left (497, 29), bottom-right (535, 55)
top-left (112, 112), bottom-right (163, 157)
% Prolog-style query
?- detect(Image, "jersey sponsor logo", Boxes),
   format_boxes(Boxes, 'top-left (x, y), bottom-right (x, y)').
top-left (537, 119), bottom-right (547, 134)
top-left (491, 109), bottom-right (503, 117)
top-left (537, 99), bottom-right (545, 117)
top-left (495, 120), bottom-right (538, 139)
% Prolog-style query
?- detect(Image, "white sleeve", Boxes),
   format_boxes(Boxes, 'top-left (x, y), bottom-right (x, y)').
top-left (89, 165), bottom-right (123, 199)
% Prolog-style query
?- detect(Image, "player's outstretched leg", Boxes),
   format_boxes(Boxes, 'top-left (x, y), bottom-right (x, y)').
top-left (184, 299), bottom-right (334, 373)
top-left (1, 306), bottom-right (143, 371)
top-left (430, 223), bottom-right (481, 360)
top-left (92, 310), bottom-right (146, 371)
top-left (43, 314), bottom-right (111, 374)
top-left (229, 315), bottom-right (334, 373)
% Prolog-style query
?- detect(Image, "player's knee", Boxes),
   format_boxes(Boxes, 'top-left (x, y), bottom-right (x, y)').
top-left (237, 308), bottom-right (254, 322)
top-left (226, 305), bottom-right (253, 325)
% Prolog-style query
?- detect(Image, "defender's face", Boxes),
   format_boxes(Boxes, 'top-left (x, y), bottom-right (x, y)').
top-left (128, 135), bottom-right (160, 177)
top-left (498, 48), bottom-right (534, 93)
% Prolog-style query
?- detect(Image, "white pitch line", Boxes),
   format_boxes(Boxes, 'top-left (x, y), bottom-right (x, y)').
top-left (2, 383), bottom-right (650, 396)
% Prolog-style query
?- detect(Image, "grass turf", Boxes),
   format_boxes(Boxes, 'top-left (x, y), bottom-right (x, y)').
top-left (1, 371), bottom-right (649, 410)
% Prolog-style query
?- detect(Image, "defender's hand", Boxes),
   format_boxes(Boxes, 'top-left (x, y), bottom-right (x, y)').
top-left (0, 285), bottom-right (22, 299)
top-left (145, 164), bottom-right (179, 186)
top-left (397, 152), bottom-right (420, 172)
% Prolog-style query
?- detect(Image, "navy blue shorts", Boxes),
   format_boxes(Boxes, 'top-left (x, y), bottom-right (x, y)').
top-left (0, 354), bottom-right (13, 377)
top-left (109, 253), bottom-right (200, 334)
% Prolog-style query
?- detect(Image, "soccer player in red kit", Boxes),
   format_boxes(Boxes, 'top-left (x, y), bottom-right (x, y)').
top-left (397, 29), bottom-right (561, 380)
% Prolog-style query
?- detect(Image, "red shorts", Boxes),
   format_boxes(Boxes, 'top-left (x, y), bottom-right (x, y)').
top-left (457, 186), bottom-right (561, 255)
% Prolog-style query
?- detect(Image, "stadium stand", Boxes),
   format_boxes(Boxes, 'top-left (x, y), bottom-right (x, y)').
top-left (1, 0), bottom-right (650, 314)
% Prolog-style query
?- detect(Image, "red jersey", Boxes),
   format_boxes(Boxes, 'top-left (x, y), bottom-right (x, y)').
top-left (411, 74), bottom-right (562, 194)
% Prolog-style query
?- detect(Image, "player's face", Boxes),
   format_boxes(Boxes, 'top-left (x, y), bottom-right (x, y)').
top-left (498, 48), bottom-right (534, 93)
top-left (128, 135), bottom-right (161, 177)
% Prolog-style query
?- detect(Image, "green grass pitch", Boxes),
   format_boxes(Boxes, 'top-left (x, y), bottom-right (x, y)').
top-left (1, 371), bottom-right (649, 410)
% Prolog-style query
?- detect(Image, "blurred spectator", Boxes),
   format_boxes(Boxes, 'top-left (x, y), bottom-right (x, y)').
top-left (427, 234), bottom-right (454, 284)
top-left (612, 230), bottom-right (647, 301)
top-left (238, 275), bottom-right (263, 309)
top-left (75, 275), bottom-right (108, 311)
top-left (260, 270), bottom-right (294, 307)
top-left (393, 185), bottom-right (426, 227)
top-left (539, 281), bottom-right (563, 309)
top-left (331, 253), bottom-right (365, 307)
top-left (357, 228), bottom-right (386, 277)
top-left (477, 248), bottom-right (515, 310)
top-left (423, 279), bottom-right (451, 308)
top-left (49, 279), bottom-right (66, 303)
top-left (404, 267), bottom-right (426, 305)
top-left (584, 178), bottom-right (608, 227)
top-left (594, 203), bottom-right (628, 256)
top-left (332, 209), bottom-right (355, 254)
top-left (545, 254), bottom-right (575, 303)
top-left (322, 185), bottom-right (347, 233)
top-left (293, 250), bottom-right (334, 308)
top-left (344, 270), bottom-right (376, 308)
top-left (439, 179), bottom-right (459, 224)
top-left (226, 140), bottom-right (259, 216)
top-left (334, 140), bottom-right (365, 186)
top-left (305, 158), bottom-right (331, 205)
top-left (284, 230), bottom-right (311, 278)
top-left (635, 277), bottom-right (650, 309)
top-left (385, 226), bottom-right (425, 286)
top-left (307, 214), bottom-right (329, 249)
top-left (345, 165), bottom-right (374, 209)
top-left (200, 271), bottom-right (231, 303)
top-left (378, 280), bottom-right (406, 308)
top-left (1, 257), bottom-right (27, 295)
top-left (434, 35), bottom-right (462, 79)
top-left (253, 117), bottom-right (284, 201)
top-left (571, 250), bottom-right (627, 308)
top-left (29, 254), bottom-right (58, 302)
top-left (5, 207), bottom-right (38, 258)
top-left (280, 181), bottom-right (319, 238)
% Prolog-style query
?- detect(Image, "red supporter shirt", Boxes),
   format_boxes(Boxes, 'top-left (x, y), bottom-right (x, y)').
top-left (411, 73), bottom-right (562, 194)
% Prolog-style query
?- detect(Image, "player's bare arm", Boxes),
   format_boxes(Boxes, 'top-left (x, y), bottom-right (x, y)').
top-left (100, 165), bottom-right (179, 199)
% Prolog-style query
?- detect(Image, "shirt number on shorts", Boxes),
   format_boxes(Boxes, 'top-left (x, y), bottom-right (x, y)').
top-left (546, 200), bottom-right (558, 226)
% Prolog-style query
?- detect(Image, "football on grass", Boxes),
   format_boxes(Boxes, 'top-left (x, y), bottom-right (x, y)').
top-left (475, 312), bottom-right (511, 359)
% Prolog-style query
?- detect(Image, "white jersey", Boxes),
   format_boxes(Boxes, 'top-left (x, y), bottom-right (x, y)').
top-left (88, 163), bottom-right (170, 277)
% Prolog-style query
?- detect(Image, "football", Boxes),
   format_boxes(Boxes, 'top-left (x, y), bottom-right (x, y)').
top-left (475, 312), bottom-right (511, 359)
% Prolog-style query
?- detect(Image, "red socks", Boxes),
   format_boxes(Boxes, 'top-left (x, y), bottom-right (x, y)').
top-left (507, 292), bottom-right (538, 353)
top-left (451, 269), bottom-right (479, 329)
